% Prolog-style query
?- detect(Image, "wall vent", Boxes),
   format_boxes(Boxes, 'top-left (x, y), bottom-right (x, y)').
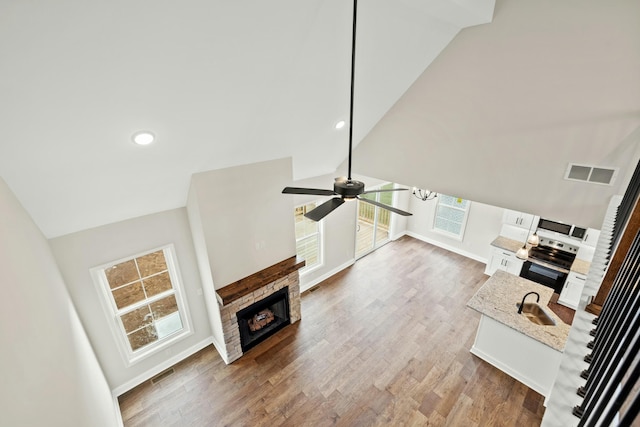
top-left (150, 367), bottom-right (175, 384)
top-left (564, 163), bottom-right (618, 186)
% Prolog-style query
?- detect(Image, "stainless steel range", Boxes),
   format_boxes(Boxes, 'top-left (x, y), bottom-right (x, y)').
top-left (520, 237), bottom-right (578, 293)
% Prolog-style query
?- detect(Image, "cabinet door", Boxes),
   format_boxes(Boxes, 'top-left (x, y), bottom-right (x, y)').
top-left (503, 209), bottom-right (535, 230)
top-left (583, 228), bottom-right (601, 247)
top-left (558, 273), bottom-right (587, 310)
top-left (485, 248), bottom-right (502, 275)
top-left (505, 255), bottom-right (524, 276)
top-left (485, 248), bottom-right (523, 276)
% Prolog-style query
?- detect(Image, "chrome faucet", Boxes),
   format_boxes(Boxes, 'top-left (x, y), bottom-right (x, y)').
top-left (518, 291), bottom-right (540, 313)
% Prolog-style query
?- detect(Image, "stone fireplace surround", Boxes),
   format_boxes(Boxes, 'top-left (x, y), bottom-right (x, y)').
top-left (215, 256), bottom-right (304, 363)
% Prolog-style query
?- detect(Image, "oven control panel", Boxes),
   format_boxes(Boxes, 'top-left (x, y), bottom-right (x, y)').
top-left (537, 237), bottom-right (578, 254)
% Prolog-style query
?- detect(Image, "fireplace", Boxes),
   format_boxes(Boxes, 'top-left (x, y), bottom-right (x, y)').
top-left (215, 256), bottom-right (304, 363)
top-left (236, 287), bottom-right (290, 352)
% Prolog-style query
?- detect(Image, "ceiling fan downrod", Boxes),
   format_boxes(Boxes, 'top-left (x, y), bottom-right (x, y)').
top-left (280, 0), bottom-right (412, 222)
top-left (347, 0), bottom-right (358, 182)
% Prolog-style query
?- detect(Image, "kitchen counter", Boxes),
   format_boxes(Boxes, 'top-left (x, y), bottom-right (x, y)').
top-left (570, 258), bottom-right (590, 275)
top-left (490, 236), bottom-right (591, 275)
top-left (467, 270), bottom-right (571, 397)
top-left (490, 236), bottom-right (523, 253)
top-left (467, 270), bottom-right (570, 351)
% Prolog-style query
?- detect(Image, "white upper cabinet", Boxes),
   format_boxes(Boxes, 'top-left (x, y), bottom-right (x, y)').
top-left (503, 209), bottom-right (536, 230)
top-left (583, 228), bottom-right (601, 247)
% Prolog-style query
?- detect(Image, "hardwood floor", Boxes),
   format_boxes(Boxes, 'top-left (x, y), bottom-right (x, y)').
top-left (119, 236), bottom-right (545, 426)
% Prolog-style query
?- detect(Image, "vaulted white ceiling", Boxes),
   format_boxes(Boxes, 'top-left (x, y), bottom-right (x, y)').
top-left (354, 0), bottom-right (640, 228)
top-left (0, 0), bottom-right (494, 237)
top-left (1, 0), bottom-right (638, 237)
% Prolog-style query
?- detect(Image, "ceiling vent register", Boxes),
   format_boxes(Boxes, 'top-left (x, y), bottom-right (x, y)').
top-left (564, 163), bottom-right (617, 186)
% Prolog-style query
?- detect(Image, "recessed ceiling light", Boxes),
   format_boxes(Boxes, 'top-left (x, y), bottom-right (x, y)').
top-left (132, 131), bottom-right (155, 146)
top-left (335, 120), bottom-right (346, 129)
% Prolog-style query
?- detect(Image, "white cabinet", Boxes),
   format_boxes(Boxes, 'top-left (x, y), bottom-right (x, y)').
top-left (558, 272), bottom-right (587, 310)
top-left (583, 228), bottom-right (601, 247)
top-left (485, 247), bottom-right (525, 276)
top-left (503, 209), bottom-right (536, 230)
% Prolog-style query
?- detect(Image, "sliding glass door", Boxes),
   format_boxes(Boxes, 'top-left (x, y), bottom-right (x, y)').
top-left (355, 183), bottom-right (393, 259)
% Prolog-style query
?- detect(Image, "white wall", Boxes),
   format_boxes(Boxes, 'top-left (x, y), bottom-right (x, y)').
top-left (189, 158), bottom-right (298, 290)
top-left (354, 0), bottom-right (640, 230)
top-left (49, 207), bottom-right (212, 392)
top-left (186, 183), bottom-right (226, 359)
top-left (186, 158), bottom-right (298, 360)
top-left (405, 189), bottom-right (504, 262)
top-left (0, 178), bottom-right (119, 427)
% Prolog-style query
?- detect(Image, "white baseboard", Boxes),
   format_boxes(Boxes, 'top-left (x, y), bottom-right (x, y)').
top-left (112, 336), bottom-right (213, 397)
top-left (300, 259), bottom-right (355, 293)
top-left (405, 231), bottom-right (488, 264)
top-left (389, 231), bottom-right (407, 241)
top-left (211, 335), bottom-right (230, 365)
top-left (470, 345), bottom-right (547, 397)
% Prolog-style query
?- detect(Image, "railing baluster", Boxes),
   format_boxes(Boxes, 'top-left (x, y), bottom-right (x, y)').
top-left (580, 237), bottom-right (640, 382)
top-left (577, 306), bottom-right (640, 426)
top-left (598, 355), bottom-right (640, 427)
top-left (573, 228), bottom-right (640, 424)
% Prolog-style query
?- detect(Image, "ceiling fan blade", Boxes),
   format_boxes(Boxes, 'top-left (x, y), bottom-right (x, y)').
top-left (304, 197), bottom-right (345, 221)
top-left (357, 197), bottom-right (412, 217)
top-left (361, 188), bottom-right (409, 194)
top-left (282, 187), bottom-right (336, 196)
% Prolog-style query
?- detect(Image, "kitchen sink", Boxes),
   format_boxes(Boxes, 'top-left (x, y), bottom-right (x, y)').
top-left (516, 303), bottom-right (556, 326)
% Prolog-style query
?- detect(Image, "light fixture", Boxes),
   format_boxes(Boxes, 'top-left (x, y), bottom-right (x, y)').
top-left (335, 120), bottom-right (346, 129)
top-left (527, 231), bottom-right (540, 247)
top-left (132, 131), bottom-right (155, 146)
top-left (516, 244), bottom-right (529, 260)
top-left (412, 187), bottom-right (437, 201)
top-left (516, 220), bottom-right (536, 260)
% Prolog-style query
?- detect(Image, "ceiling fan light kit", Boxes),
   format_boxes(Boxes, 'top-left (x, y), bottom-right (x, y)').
top-left (282, 0), bottom-right (412, 222)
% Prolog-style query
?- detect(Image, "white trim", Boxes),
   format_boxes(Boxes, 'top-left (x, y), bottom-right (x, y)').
top-left (470, 344), bottom-right (549, 397)
top-left (390, 230), bottom-right (407, 241)
top-left (354, 182), bottom-right (396, 259)
top-left (470, 315), bottom-right (562, 399)
top-left (432, 195), bottom-right (471, 241)
top-left (112, 393), bottom-right (125, 427)
top-left (405, 231), bottom-right (488, 264)
top-left (112, 336), bottom-right (213, 396)
top-left (295, 201), bottom-right (324, 273)
top-left (299, 259), bottom-right (355, 293)
top-left (90, 244), bottom-right (194, 367)
top-left (211, 335), bottom-right (230, 365)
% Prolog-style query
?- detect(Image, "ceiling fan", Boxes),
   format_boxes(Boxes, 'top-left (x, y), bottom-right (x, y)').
top-left (282, 0), bottom-right (412, 222)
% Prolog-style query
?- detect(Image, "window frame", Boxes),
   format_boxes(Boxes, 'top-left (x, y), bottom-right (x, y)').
top-left (294, 201), bottom-right (324, 274)
top-left (90, 244), bottom-right (193, 366)
top-left (432, 194), bottom-right (471, 241)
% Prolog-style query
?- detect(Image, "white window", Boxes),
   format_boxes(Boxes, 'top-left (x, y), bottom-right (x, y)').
top-left (294, 202), bottom-right (322, 272)
top-left (91, 244), bottom-right (192, 365)
top-left (433, 194), bottom-right (471, 240)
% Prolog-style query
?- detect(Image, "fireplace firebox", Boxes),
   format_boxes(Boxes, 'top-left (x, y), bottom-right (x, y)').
top-left (236, 286), bottom-right (290, 353)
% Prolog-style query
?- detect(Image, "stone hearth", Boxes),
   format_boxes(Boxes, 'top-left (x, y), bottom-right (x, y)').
top-left (215, 256), bottom-right (304, 363)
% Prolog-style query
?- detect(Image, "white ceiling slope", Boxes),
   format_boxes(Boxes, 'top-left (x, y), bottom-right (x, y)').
top-left (0, 0), bottom-right (494, 238)
top-left (354, 0), bottom-right (640, 229)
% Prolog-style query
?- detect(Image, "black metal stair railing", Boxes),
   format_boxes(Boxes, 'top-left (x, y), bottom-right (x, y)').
top-left (571, 228), bottom-right (640, 426)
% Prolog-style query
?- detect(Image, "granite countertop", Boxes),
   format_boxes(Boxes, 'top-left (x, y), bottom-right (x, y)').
top-left (491, 236), bottom-right (523, 253)
top-left (490, 236), bottom-right (591, 275)
top-left (570, 259), bottom-right (590, 276)
top-left (467, 270), bottom-right (571, 351)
